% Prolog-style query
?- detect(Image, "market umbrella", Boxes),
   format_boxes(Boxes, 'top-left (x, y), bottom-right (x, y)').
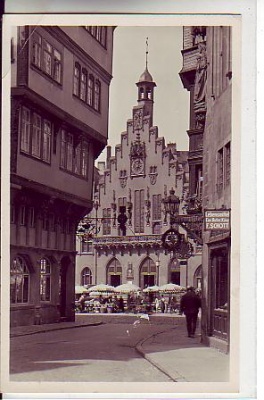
top-left (87, 283), bottom-right (115, 293)
top-left (159, 283), bottom-right (185, 293)
top-left (114, 283), bottom-right (140, 294)
top-left (143, 285), bottom-right (160, 293)
top-left (75, 285), bottom-right (89, 294)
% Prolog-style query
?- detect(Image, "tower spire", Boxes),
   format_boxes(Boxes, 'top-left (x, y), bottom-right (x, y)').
top-left (146, 37), bottom-right (148, 69)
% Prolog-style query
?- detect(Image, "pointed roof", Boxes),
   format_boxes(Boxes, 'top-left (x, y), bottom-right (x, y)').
top-left (138, 67), bottom-right (154, 83)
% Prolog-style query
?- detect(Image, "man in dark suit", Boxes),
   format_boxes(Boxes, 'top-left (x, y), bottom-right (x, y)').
top-left (180, 286), bottom-right (201, 338)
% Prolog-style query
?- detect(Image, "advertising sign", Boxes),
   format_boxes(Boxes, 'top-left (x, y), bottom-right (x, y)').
top-left (204, 209), bottom-right (231, 231)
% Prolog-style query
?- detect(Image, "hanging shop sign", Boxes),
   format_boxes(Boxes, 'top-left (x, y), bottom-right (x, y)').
top-left (204, 209), bottom-right (231, 231)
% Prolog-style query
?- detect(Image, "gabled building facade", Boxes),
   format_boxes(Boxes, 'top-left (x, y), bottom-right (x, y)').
top-left (10, 26), bottom-right (114, 326)
top-left (76, 65), bottom-right (202, 291)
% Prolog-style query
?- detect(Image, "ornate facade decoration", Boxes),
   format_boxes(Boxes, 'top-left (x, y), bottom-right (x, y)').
top-left (191, 26), bottom-right (206, 45)
top-left (149, 165), bottom-right (158, 185)
top-left (145, 186), bottom-right (151, 226)
top-left (133, 108), bottom-right (143, 131)
top-left (119, 169), bottom-right (128, 188)
top-left (194, 42), bottom-right (207, 130)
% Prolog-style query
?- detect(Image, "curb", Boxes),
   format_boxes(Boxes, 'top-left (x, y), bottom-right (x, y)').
top-left (10, 321), bottom-right (104, 338)
top-left (135, 326), bottom-right (188, 382)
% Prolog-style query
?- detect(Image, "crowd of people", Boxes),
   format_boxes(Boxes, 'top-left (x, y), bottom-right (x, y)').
top-left (76, 292), bottom-right (189, 314)
top-left (76, 286), bottom-right (202, 338)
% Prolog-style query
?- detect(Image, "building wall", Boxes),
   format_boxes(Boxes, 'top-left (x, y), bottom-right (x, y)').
top-left (76, 67), bottom-right (201, 292)
top-left (180, 26), bottom-right (232, 352)
top-left (202, 26), bottom-right (232, 352)
top-left (10, 25), bottom-right (114, 326)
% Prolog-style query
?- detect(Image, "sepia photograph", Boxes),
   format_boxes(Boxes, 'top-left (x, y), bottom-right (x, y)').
top-left (0, 4), bottom-right (257, 399)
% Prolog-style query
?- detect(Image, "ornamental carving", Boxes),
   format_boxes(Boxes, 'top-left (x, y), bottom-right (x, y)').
top-left (149, 166), bottom-right (158, 185)
top-left (194, 41), bottom-right (207, 129)
top-left (119, 170), bottom-right (128, 188)
top-left (133, 108), bottom-right (143, 130)
top-left (130, 138), bottom-right (146, 159)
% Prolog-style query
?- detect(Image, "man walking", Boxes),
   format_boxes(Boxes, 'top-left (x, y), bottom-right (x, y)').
top-left (180, 286), bottom-right (201, 338)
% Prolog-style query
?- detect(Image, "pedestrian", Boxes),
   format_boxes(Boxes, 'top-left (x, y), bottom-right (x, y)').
top-left (180, 286), bottom-right (201, 337)
top-left (154, 297), bottom-right (160, 313)
top-left (79, 292), bottom-right (86, 312)
top-left (118, 296), bottom-right (125, 313)
top-left (160, 296), bottom-right (165, 313)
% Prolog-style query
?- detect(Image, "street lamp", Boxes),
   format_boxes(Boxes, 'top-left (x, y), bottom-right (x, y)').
top-left (162, 188), bottom-right (180, 226)
top-left (93, 199), bottom-right (99, 285)
top-left (155, 259), bottom-right (160, 286)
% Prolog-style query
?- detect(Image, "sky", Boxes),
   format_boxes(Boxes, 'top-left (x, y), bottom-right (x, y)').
top-left (98, 26), bottom-right (189, 161)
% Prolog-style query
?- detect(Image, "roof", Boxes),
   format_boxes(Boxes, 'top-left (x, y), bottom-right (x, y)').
top-left (138, 67), bottom-right (154, 83)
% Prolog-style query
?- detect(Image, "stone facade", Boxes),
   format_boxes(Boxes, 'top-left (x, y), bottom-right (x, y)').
top-left (76, 65), bottom-right (202, 291)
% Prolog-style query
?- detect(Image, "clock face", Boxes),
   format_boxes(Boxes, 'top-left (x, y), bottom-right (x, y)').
top-left (131, 158), bottom-right (144, 175)
top-left (161, 229), bottom-right (181, 251)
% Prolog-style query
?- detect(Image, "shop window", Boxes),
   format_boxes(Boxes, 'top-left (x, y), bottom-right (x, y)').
top-left (10, 257), bottom-right (30, 304)
top-left (40, 258), bottom-right (51, 301)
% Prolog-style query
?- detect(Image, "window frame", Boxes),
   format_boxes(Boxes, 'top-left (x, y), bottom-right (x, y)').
top-left (20, 106), bottom-right (52, 164)
top-left (81, 267), bottom-right (93, 286)
top-left (60, 129), bottom-right (89, 179)
top-left (31, 33), bottom-right (62, 85)
top-left (40, 258), bottom-right (51, 302)
top-left (83, 26), bottom-right (107, 48)
top-left (10, 257), bottom-right (30, 304)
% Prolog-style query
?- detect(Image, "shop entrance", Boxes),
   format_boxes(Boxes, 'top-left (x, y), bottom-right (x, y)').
top-left (140, 257), bottom-right (157, 289)
top-left (209, 246), bottom-right (230, 341)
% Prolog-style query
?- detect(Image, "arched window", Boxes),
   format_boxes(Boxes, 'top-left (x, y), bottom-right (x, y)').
top-left (94, 80), bottom-right (101, 111)
top-left (147, 87), bottom-right (152, 99)
top-left (139, 87), bottom-right (144, 99)
top-left (80, 68), bottom-right (87, 101)
top-left (107, 258), bottom-right (122, 287)
top-left (194, 265), bottom-right (202, 289)
top-left (10, 257), bottom-right (30, 304)
top-left (88, 74), bottom-right (94, 106)
top-left (81, 267), bottom-right (92, 286)
top-left (40, 258), bottom-right (51, 301)
top-left (73, 62), bottom-right (81, 96)
top-left (140, 257), bottom-right (156, 288)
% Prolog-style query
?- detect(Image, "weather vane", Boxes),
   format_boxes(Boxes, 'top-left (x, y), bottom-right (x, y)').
top-left (146, 37), bottom-right (149, 69)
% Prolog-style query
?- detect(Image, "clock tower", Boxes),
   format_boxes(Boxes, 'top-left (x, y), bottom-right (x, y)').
top-left (130, 39), bottom-right (156, 178)
top-left (135, 41), bottom-right (156, 128)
